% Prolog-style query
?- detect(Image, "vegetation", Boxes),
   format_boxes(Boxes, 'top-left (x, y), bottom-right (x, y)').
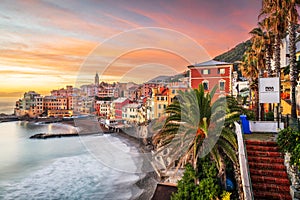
top-left (214, 40), bottom-right (251, 63)
top-left (153, 84), bottom-right (228, 172)
top-left (171, 158), bottom-right (222, 200)
top-left (277, 127), bottom-right (300, 167)
top-left (153, 84), bottom-right (254, 199)
top-left (239, 0), bottom-right (300, 120)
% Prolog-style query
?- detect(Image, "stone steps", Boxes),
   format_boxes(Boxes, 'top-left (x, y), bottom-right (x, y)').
top-left (246, 140), bottom-right (291, 200)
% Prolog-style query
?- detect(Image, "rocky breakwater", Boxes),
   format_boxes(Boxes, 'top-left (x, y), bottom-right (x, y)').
top-left (30, 116), bottom-right (108, 139)
top-left (30, 132), bottom-right (79, 139)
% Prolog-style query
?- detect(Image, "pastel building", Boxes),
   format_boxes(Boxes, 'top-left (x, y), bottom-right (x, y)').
top-left (188, 60), bottom-right (233, 96)
top-left (122, 103), bottom-right (140, 123)
top-left (95, 100), bottom-right (111, 118)
top-left (110, 97), bottom-right (130, 119)
top-left (15, 91), bottom-right (43, 118)
top-left (153, 87), bottom-right (169, 118)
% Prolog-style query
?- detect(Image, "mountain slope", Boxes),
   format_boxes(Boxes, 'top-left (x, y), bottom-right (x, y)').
top-left (214, 40), bottom-right (251, 63)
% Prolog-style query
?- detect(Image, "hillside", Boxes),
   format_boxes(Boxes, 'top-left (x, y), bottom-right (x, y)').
top-left (214, 40), bottom-right (251, 63)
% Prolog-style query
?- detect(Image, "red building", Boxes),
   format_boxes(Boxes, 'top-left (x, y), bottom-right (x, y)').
top-left (112, 97), bottom-right (130, 119)
top-left (188, 60), bottom-right (233, 96)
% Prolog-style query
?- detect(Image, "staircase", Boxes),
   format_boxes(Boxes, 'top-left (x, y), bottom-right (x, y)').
top-left (246, 140), bottom-right (292, 200)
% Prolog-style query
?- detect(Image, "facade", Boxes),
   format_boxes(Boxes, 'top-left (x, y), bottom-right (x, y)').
top-left (51, 85), bottom-right (73, 97)
top-left (167, 82), bottom-right (189, 103)
top-left (110, 97), bottom-right (130, 119)
top-left (98, 86), bottom-right (117, 98)
top-left (122, 103), bottom-right (140, 123)
top-left (142, 83), bottom-right (159, 98)
top-left (188, 60), bottom-right (233, 96)
top-left (81, 84), bottom-right (97, 97)
top-left (80, 97), bottom-right (95, 114)
top-left (15, 91), bottom-right (43, 118)
top-left (95, 100), bottom-right (111, 118)
top-left (153, 87), bottom-right (169, 118)
top-left (48, 109), bottom-right (73, 118)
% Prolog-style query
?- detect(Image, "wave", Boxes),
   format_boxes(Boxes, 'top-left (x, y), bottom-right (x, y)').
top-left (0, 154), bottom-right (143, 199)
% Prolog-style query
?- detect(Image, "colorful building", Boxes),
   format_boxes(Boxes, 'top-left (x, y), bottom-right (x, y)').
top-left (122, 103), bottom-right (140, 123)
top-left (110, 97), bottom-right (130, 119)
top-left (188, 60), bottom-right (233, 96)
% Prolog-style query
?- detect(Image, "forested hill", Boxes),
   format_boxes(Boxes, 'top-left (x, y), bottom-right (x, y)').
top-left (213, 40), bottom-right (251, 63)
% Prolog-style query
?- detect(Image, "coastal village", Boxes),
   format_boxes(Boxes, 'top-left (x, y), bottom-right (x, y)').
top-left (2, 1), bottom-right (300, 200)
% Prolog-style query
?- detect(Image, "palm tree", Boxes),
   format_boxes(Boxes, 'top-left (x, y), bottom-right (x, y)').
top-left (284, 0), bottom-right (300, 119)
top-left (260, 0), bottom-right (289, 121)
top-left (241, 47), bottom-right (260, 120)
top-left (260, 0), bottom-right (287, 76)
top-left (249, 26), bottom-right (269, 120)
top-left (258, 18), bottom-right (275, 112)
top-left (152, 84), bottom-right (242, 195)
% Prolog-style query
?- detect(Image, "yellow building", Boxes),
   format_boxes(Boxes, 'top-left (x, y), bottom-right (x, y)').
top-left (154, 87), bottom-right (169, 119)
top-left (48, 109), bottom-right (73, 118)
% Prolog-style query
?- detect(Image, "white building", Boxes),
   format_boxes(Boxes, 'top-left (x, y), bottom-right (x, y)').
top-left (95, 100), bottom-right (111, 118)
top-left (122, 103), bottom-right (140, 123)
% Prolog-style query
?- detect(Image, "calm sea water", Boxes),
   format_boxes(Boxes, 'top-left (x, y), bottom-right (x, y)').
top-left (0, 121), bottom-right (148, 199)
top-left (0, 97), bottom-right (17, 114)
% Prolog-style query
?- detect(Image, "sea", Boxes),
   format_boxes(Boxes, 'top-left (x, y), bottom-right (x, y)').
top-left (0, 121), bottom-right (155, 199)
top-left (0, 97), bottom-right (17, 115)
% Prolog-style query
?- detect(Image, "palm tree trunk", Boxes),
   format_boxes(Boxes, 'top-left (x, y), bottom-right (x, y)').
top-left (266, 45), bottom-right (273, 77)
top-left (275, 35), bottom-right (281, 77)
top-left (266, 45), bottom-right (273, 113)
top-left (289, 22), bottom-right (298, 119)
top-left (255, 89), bottom-right (259, 121)
top-left (275, 35), bottom-right (282, 122)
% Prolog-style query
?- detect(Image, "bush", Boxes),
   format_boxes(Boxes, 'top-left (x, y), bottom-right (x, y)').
top-left (265, 111), bottom-right (274, 121)
top-left (172, 157), bottom-right (223, 200)
top-left (277, 128), bottom-right (300, 167)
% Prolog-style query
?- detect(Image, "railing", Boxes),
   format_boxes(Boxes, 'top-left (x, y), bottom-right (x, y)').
top-left (234, 122), bottom-right (253, 200)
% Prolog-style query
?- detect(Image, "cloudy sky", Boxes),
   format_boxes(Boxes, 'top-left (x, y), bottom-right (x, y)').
top-left (0, 0), bottom-right (261, 96)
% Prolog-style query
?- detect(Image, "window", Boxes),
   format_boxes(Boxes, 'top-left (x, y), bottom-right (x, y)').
top-left (172, 90), bottom-right (175, 94)
top-left (218, 68), bottom-right (225, 74)
top-left (219, 80), bottom-right (225, 91)
top-left (158, 104), bottom-right (161, 109)
top-left (202, 69), bottom-right (210, 75)
top-left (203, 81), bottom-right (209, 90)
top-left (163, 104), bottom-right (166, 109)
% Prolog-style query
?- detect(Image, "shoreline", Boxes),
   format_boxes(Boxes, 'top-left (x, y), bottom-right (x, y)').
top-left (107, 132), bottom-right (158, 200)
top-left (29, 118), bottom-right (159, 199)
top-left (4, 118), bottom-right (159, 199)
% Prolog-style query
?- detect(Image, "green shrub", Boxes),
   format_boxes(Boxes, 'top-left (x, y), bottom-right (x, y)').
top-left (265, 111), bottom-right (274, 121)
top-left (172, 157), bottom-right (223, 200)
top-left (277, 128), bottom-right (300, 167)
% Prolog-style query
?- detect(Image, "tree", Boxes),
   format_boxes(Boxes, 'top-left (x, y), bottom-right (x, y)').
top-left (260, 0), bottom-right (287, 76)
top-left (240, 47), bottom-right (260, 120)
top-left (152, 84), bottom-right (243, 198)
top-left (260, 0), bottom-right (289, 122)
top-left (171, 159), bottom-right (222, 200)
top-left (285, 0), bottom-right (300, 119)
top-left (152, 84), bottom-right (225, 173)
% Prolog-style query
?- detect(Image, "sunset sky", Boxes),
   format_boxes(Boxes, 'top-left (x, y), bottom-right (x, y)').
top-left (0, 0), bottom-right (261, 97)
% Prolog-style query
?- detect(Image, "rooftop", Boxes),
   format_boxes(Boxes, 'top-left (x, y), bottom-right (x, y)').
top-left (188, 59), bottom-right (231, 68)
top-left (112, 97), bottom-right (128, 103)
